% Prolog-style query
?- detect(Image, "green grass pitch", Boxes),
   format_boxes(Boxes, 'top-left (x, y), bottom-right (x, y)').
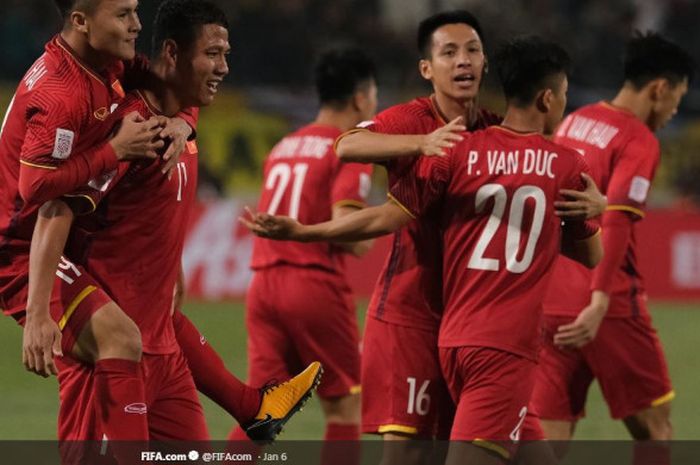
top-left (1, 301), bottom-right (699, 440)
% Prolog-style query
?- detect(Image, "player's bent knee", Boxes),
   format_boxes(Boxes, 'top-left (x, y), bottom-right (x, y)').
top-left (320, 392), bottom-right (361, 424)
top-left (79, 303), bottom-right (143, 362)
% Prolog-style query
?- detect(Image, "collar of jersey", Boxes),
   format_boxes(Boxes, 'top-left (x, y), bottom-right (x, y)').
top-left (55, 35), bottom-right (111, 88)
top-left (490, 125), bottom-right (539, 137)
top-left (599, 100), bottom-right (636, 117)
top-left (135, 90), bottom-right (162, 117)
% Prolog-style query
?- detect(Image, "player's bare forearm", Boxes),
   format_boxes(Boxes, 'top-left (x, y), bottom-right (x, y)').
top-left (561, 229), bottom-right (603, 268)
top-left (304, 201), bottom-right (411, 242)
top-left (24, 199), bottom-right (72, 376)
top-left (331, 204), bottom-right (375, 257)
top-left (241, 201), bottom-right (411, 242)
top-left (336, 131), bottom-right (424, 163)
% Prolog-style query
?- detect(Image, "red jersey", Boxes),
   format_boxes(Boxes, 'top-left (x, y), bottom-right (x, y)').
top-left (543, 102), bottom-right (660, 318)
top-left (391, 126), bottom-right (598, 360)
top-left (347, 96), bottom-right (501, 331)
top-left (251, 123), bottom-right (372, 275)
top-left (70, 91), bottom-right (199, 354)
top-left (0, 36), bottom-right (124, 316)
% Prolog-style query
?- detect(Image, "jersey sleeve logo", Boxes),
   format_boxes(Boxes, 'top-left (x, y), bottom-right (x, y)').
top-left (628, 176), bottom-right (650, 203)
top-left (52, 128), bottom-right (75, 160)
top-left (356, 120), bottom-right (375, 129)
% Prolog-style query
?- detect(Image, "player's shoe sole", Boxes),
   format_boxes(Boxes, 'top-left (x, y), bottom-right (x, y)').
top-left (244, 361), bottom-right (324, 443)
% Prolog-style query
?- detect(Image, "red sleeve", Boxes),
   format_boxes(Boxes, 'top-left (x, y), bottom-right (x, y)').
top-left (176, 107), bottom-right (199, 140)
top-left (605, 135), bottom-right (659, 220)
top-left (389, 154), bottom-right (451, 218)
top-left (332, 162), bottom-right (373, 208)
top-left (364, 105), bottom-right (421, 135)
top-left (591, 210), bottom-right (633, 293)
top-left (19, 143), bottom-right (119, 207)
top-left (17, 88), bottom-right (120, 206)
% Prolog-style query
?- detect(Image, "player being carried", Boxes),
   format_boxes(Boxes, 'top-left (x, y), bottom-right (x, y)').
top-left (242, 35), bottom-right (604, 464)
top-left (3, 0), bottom-right (321, 454)
top-left (531, 32), bottom-right (694, 465)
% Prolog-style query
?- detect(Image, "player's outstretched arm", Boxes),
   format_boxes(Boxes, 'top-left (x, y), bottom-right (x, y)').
top-left (336, 117), bottom-right (465, 163)
top-left (555, 173), bottom-right (607, 219)
top-left (330, 205), bottom-right (375, 257)
top-left (241, 200), bottom-right (412, 243)
top-left (23, 200), bottom-right (73, 378)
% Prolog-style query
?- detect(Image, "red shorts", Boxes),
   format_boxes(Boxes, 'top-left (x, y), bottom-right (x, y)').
top-left (440, 346), bottom-right (537, 460)
top-left (4, 256), bottom-right (111, 353)
top-left (246, 265), bottom-right (360, 398)
top-left (361, 316), bottom-right (453, 438)
top-left (56, 349), bottom-right (208, 441)
top-left (530, 314), bottom-right (674, 421)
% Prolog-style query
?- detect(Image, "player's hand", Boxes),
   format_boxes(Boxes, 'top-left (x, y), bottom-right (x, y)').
top-left (555, 173), bottom-right (607, 219)
top-left (554, 291), bottom-right (609, 349)
top-left (420, 117), bottom-right (466, 156)
top-left (239, 207), bottom-right (302, 240)
top-left (159, 117), bottom-right (193, 179)
top-left (110, 112), bottom-right (166, 162)
top-left (22, 311), bottom-right (63, 378)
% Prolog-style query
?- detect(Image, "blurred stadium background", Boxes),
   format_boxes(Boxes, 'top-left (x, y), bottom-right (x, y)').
top-left (2, 0), bottom-right (700, 441)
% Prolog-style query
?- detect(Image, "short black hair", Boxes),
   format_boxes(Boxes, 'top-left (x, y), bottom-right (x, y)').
top-left (152, 0), bottom-right (228, 56)
top-left (54, 0), bottom-right (98, 20)
top-left (417, 10), bottom-right (485, 58)
top-left (624, 31), bottom-right (694, 89)
top-left (315, 48), bottom-right (376, 107)
top-left (495, 35), bottom-right (571, 107)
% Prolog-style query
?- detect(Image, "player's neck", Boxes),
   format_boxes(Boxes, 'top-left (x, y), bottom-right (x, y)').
top-left (145, 63), bottom-right (184, 117)
top-left (60, 31), bottom-right (113, 72)
top-left (314, 107), bottom-right (362, 132)
top-left (500, 107), bottom-right (545, 134)
top-left (610, 86), bottom-right (652, 125)
top-left (432, 92), bottom-right (479, 127)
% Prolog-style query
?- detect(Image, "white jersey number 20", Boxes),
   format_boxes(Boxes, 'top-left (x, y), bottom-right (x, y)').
top-left (468, 184), bottom-right (546, 274)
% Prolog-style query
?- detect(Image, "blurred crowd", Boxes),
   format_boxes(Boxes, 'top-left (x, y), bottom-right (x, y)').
top-left (2, 0), bottom-right (700, 205)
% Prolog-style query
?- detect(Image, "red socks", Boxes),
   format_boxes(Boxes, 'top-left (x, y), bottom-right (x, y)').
top-left (94, 358), bottom-right (148, 440)
top-left (321, 423), bottom-right (361, 465)
top-left (173, 310), bottom-right (261, 424)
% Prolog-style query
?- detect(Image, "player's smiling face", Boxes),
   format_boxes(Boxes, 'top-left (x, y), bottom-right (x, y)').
top-left (84, 0), bottom-right (141, 61)
top-left (420, 23), bottom-right (485, 103)
top-left (178, 24), bottom-right (231, 107)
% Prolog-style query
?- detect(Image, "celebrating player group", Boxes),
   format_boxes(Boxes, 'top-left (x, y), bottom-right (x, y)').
top-left (0, 1), bottom-right (694, 465)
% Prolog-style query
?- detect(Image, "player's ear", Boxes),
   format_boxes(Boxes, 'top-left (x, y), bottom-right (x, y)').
top-left (69, 11), bottom-right (89, 35)
top-left (419, 59), bottom-right (432, 81)
top-left (537, 88), bottom-right (553, 113)
top-left (161, 39), bottom-right (179, 67)
top-left (648, 78), bottom-right (669, 104)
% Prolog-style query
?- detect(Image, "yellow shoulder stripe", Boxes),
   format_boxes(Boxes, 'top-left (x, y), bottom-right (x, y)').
top-left (387, 193), bottom-right (416, 219)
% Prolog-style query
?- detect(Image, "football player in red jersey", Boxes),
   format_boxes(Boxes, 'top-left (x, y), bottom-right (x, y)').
top-left (530, 32), bottom-right (693, 464)
top-left (331, 11), bottom-right (601, 465)
top-left (231, 48), bottom-right (376, 462)
top-left (242, 36), bottom-right (603, 464)
top-left (0, 0), bottom-right (196, 454)
top-left (334, 13), bottom-right (497, 457)
top-left (64, 0), bottom-right (320, 440)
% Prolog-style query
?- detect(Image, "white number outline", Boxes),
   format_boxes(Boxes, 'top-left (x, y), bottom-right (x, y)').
top-left (265, 162), bottom-right (309, 220)
top-left (468, 184), bottom-right (546, 274)
top-left (406, 377), bottom-right (431, 416)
